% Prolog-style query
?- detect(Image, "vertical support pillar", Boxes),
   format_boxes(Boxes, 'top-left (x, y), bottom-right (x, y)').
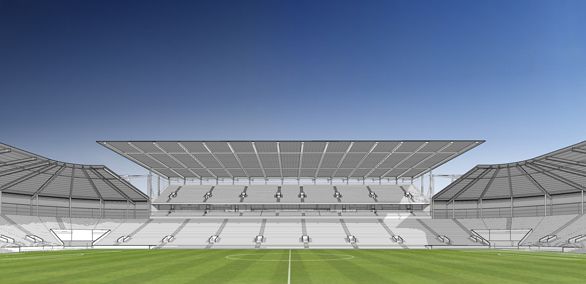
top-left (452, 200), bottom-right (455, 219)
top-left (431, 199), bottom-right (434, 219)
top-left (147, 172), bottom-right (152, 199)
top-left (543, 194), bottom-right (547, 216)
top-left (183, 178), bottom-right (186, 185)
top-left (157, 175), bottom-right (161, 197)
top-left (480, 198), bottom-right (483, 218)
top-left (0, 189), bottom-right (2, 215)
top-left (576, 190), bottom-right (584, 215)
top-left (428, 171), bottom-right (433, 198)
top-left (510, 196), bottom-right (514, 218)
top-left (36, 195), bottom-right (39, 217)
top-left (582, 190), bottom-right (584, 215)
top-left (148, 199), bottom-right (152, 218)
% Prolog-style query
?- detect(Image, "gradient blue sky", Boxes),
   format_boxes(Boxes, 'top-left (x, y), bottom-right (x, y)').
top-left (1, 0), bottom-right (584, 191)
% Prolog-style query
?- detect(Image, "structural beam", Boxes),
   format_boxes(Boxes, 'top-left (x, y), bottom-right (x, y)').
top-left (478, 168), bottom-right (500, 200)
top-left (517, 165), bottom-right (551, 197)
top-left (524, 163), bottom-right (585, 192)
top-left (0, 164), bottom-right (57, 191)
top-left (81, 168), bottom-right (103, 201)
top-left (128, 142), bottom-right (185, 180)
top-left (314, 142), bottom-right (329, 178)
top-left (532, 161), bottom-right (586, 178)
top-left (69, 166), bottom-right (76, 199)
top-left (447, 168), bottom-right (492, 203)
top-left (297, 142), bottom-right (304, 179)
top-left (103, 167), bottom-right (150, 200)
top-left (0, 149), bottom-right (11, 154)
top-left (546, 157), bottom-right (586, 168)
top-left (571, 148), bottom-right (586, 155)
top-left (276, 142), bottom-right (284, 178)
top-left (177, 142), bottom-right (216, 179)
top-left (348, 142), bottom-right (378, 178)
top-left (381, 142), bottom-right (428, 178)
top-left (251, 142), bottom-right (267, 179)
top-left (90, 168), bottom-right (135, 205)
top-left (30, 166), bottom-right (66, 199)
top-left (331, 142), bottom-right (355, 178)
top-left (0, 157), bottom-right (37, 167)
top-left (227, 142), bottom-right (248, 177)
top-left (153, 142), bottom-right (201, 179)
top-left (0, 161), bottom-right (51, 177)
top-left (364, 142), bottom-right (403, 178)
top-left (397, 142), bottom-right (453, 179)
top-left (202, 142), bottom-right (233, 178)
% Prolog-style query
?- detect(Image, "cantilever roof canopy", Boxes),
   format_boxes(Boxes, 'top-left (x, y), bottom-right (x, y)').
top-left (99, 140), bottom-right (483, 180)
top-left (434, 141), bottom-right (586, 202)
top-left (0, 142), bottom-right (148, 202)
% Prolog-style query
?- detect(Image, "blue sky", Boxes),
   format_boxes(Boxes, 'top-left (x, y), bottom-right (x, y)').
top-left (1, 0), bottom-right (584, 191)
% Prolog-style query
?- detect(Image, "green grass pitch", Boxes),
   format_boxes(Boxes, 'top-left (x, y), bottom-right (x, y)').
top-left (0, 249), bottom-right (585, 283)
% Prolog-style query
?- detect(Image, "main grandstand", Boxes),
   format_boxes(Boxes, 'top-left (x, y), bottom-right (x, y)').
top-left (1, 139), bottom-right (585, 251)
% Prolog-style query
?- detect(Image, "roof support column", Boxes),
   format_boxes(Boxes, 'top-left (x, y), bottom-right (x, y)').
top-left (480, 198), bottom-right (484, 218)
top-left (431, 199), bottom-right (434, 218)
top-left (147, 172), bottom-right (152, 199)
top-left (582, 190), bottom-right (584, 215)
top-left (510, 196), bottom-right (514, 218)
top-left (543, 194), bottom-right (547, 216)
top-left (452, 200), bottom-right (455, 219)
top-left (157, 175), bottom-right (161, 197)
top-left (576, 190), bottom-right (584, 215)
top-left (429, 171), bottom-right (433, 199)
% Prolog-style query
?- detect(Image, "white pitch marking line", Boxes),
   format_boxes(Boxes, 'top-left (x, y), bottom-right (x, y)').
top-left (287, 249), bottom-right (292, 284)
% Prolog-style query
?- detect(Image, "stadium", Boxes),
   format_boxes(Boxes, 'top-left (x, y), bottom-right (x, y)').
top-left (3, 0), bottom-right (586, 283)
top-left (1, 140), bottom-right (586, 283)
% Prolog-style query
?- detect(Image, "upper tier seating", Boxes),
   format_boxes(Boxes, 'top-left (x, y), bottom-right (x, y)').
top-left (154, 184), bottom-right (424, 204)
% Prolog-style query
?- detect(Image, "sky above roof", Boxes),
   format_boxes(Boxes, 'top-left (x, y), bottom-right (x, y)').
top-left (1, 0), bottom-right (584, 191)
